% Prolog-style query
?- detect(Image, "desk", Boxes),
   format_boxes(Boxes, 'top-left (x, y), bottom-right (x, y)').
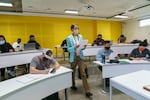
top-left (0, 66), bottom-right (72, 100)
top-left (93, 59), bottom-right (150, 92)
top-left (110, 70), bottom-right (150, 100)
top-left (0, 49), bottom-right (46, 68)
top-left (83, 44), bottom-right (150, 57)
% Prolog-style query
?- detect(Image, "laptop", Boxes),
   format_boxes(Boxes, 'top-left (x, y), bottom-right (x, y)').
top-left (24, 43), bottom-right (36, 50)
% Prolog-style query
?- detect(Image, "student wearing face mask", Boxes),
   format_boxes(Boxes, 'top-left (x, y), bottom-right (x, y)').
top-left (30, 49), bottom-right (60, 100)
top-left (0, 35), bottom-right (16, 81)
top-left (96, 40), bottom-right (113, 87)
top-left (92, 34), bottom-right (105, 46)
top-left (12, 38), bottom-right (23, 51)
top-left (96, 40), bottom-right (113, 62)
top-left (129, 41), bottom-right (150, 60)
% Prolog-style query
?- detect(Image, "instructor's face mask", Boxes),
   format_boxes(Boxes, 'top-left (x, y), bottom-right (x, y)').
top-left (73, 28), bottom-right (79, 35)
top-left (0, 40), bottom-right (5, 45)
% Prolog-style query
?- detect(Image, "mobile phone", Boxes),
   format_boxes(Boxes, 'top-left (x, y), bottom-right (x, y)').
top-left (50, 68), bottom-right (56, 73)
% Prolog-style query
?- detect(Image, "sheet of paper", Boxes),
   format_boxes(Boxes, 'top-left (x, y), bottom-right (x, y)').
top-left (16, 76), bottom-right (35, 84)
top-left (16, 74), bottom-right (45, 84)
top-left (129, 60), bottom-right (150, 63)
top-left (79, 40), bottom-right (88, 49)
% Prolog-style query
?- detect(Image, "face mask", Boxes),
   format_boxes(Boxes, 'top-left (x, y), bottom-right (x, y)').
top-left (17, 41), bottom-right (21, 44)
top-left (43, 57), bottom-right (49, 61)
top-left (0, 41), bottom-right (5, 45)
top-left (105, 47), bottom-right (110, 50)
top-left (139, 47), bottom-right (145, 52)
top-left (73, 29), bottom-right (79, 34)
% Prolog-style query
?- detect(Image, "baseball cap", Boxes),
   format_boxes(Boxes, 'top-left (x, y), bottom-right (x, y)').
top-left (43, 49), bottom-right (53, 59)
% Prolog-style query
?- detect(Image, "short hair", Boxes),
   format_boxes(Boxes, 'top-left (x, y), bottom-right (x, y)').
top-left (98, 34), bottom-right (102, 37)
top-left (17, 38), bottom-right (21, 41)
top-left (71, 24), bottom-right (78, 31)
top-left (139, 40), bottom-right (148, 47)
top-left (104, 40), bottom-right (110, 44)
top-left (29, 35), bottom-right (34, 38)
top-left (0, 35), bottom-right (5, 40)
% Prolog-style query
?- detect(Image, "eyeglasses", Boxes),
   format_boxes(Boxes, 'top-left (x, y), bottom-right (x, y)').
top-left (73, 27), bottom-right (79, 30)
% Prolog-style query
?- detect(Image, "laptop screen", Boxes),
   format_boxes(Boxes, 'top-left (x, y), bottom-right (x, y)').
top-left (24, 43), bottom-right (36, 50)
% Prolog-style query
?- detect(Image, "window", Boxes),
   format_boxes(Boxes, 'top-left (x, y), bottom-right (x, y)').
top-left (139, 18), bottom-right (150, 27)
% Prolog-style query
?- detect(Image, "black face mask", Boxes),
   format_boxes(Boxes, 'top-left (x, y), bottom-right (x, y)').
top-left (43, 57), bottom-right (48, 61)
top-left (105, 47), bottom-right (110, 50)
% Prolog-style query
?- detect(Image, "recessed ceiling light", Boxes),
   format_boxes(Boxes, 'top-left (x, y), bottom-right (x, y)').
top-left (0, 2), bottom-right (13, 7)
top-left (64, 10), bottom-right (78, 14)
top-left (114, 15), bottom-right (129, 19)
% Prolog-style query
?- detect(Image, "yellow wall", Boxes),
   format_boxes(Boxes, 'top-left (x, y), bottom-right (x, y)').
top-left (0, 14), bottom-right (122, 55)
top-left (96, 20), bottom-right (122, 43)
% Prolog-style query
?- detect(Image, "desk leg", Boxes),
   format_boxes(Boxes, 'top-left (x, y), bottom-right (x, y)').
top-left (63, 51), bottom-right (65, 61)
top-left (65, 89), bottom-right (68, 100)
top-left (101, 78), bottom-right (107, 93)
top-left (109, 83), bottom-right (112, 100)
top-left (55, 47), bottom-right (57, 58)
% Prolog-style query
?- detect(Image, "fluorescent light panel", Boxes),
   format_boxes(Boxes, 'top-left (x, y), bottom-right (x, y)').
top-left (0, 2), bottom-right (13, 7)
top-left (65, 10), bottom-right (78, 14)
top-left (114, 15), bottom-right (128, 19)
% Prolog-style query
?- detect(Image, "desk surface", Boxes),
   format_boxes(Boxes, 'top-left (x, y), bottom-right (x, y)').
top-left (83, 44), bottom-right (150, 56)
top-left (0, 66), bottom-right (72, 99)
top-left (0, 49), bottom-right (46, 56)
top-left (93, 59), bottom-right (150, 79)
top-left (110, 70), bottom-right (150, 100)
top-left (93, 59), bottom-right (150, 66)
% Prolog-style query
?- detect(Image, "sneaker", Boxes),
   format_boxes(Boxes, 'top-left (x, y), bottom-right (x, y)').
top-left (71, 86), bottom-right (78, 90)
top-left (8, 70), bottom-right (16, 78)
top-left (86, 92), bottom-right (93, 98)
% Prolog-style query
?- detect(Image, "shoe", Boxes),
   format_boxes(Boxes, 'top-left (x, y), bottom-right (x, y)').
top-left (8, 70), bottom-right (16, 78)
top-left (86, 92), bottom-right (93, 98)
top-left (71, 86), bottom-right (78, 90)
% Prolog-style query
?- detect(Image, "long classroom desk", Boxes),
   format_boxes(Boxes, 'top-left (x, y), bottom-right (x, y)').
top-left (0, 66), bottom-right (72, 100)
top-left (110, 70), bottom-right (150, 100)
top-left (93, 59), bottom-right (150, 92)
top-left (0, 49), bottom-right (46, 68)
top-left (83, 44), bottom-right (150, 57)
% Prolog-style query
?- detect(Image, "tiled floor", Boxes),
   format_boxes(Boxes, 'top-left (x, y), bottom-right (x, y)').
top-left (58, 59), bottom-right (134, 100)
top-left (59, 75), bottom-right (134, 100)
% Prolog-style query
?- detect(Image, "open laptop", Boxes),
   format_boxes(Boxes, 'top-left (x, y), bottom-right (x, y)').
top-left (24, 43), bottom-right (36, 50)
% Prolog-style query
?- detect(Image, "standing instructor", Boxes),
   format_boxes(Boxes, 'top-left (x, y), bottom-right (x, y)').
top-left (66, 24), bottom-right (92, 98)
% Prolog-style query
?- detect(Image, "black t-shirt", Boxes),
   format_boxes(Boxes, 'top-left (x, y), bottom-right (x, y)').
top-left (0, 42), bottom-right (14, 53)
top-left (28, 40), bottom-right (40, 49)
top-left (61, 39), bottom-right (68, 52)
top-left (129, 48), bottom-right (150, 59)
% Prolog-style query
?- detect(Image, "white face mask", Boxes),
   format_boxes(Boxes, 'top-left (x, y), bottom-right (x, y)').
top-left (0, 40), bottom-right (5, 45)
top-left (73, 29), bottom-right (79, 35)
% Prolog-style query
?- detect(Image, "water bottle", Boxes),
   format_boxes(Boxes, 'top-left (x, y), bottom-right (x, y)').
top-left (101, 54), bottom-right (105, 64)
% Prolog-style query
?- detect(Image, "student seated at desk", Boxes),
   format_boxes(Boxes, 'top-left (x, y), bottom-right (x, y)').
top-left (12, 38), bottom-right (23, 51)
top-left (96, 40), bottom-right (113, 62)
top-left (96, 40), bottom-right (113, 87)
top-left (29, 49), bottom-right (60, 100)
top-left (92, 34), bottom-right (105, 46)
top-left (0, 35), bottom-right (16, 81)
top-left (129, 41), bottom-right (150, 60)
top-left (27, 35), bottom-right (41, 49)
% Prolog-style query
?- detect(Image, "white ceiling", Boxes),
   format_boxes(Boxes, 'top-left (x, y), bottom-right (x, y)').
top-left (1, 0), bottom-right (150, 21)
